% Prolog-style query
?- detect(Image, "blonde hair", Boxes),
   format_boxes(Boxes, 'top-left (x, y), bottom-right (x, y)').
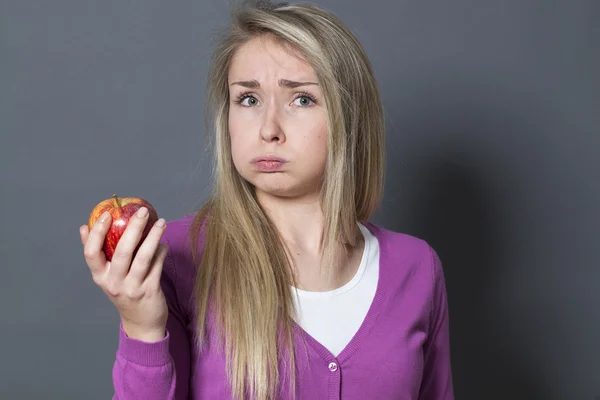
top-left (188, 1), bottom-right (385, 398)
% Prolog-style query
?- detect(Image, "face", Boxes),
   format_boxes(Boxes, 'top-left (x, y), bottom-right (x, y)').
top-left (227, 35), bottom-right (328, 200)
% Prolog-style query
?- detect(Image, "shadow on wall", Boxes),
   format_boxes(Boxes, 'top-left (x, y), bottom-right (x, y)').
top-left (404, 156), bottom-right (547, 400)
top-left (379, 72), bottom-right (557, 400)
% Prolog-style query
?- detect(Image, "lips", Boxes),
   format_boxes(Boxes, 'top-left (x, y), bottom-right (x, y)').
top-left (250, 155), bottom-right (287, 163)
top-left (251, 155), bottom-right (287, 172)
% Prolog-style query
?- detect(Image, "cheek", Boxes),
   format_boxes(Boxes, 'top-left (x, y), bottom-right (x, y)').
top-left (310, 124), bottom-right (328, 161)
top-left (228, 116), bottom-right (247, 157)
top-left (230, 139), bottom-right (247, 176)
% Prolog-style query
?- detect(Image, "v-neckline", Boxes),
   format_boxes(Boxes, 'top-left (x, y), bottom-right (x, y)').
top-left (291, 221), bottom-right (388, 364)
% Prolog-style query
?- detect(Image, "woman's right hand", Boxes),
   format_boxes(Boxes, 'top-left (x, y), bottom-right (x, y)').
top-left (80, 207), bottom-right (170, 342)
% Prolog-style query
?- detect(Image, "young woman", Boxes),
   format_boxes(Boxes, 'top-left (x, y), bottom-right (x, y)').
top-left (80, 1), bottom-right (454, 399)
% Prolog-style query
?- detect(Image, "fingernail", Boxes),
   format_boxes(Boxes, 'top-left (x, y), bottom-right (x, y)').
top-left (137, 207), bottom-right (148, 217)
top-left (156, 218), bottom-right (166, 228)
top-left (100, 211), bottom-right (110, 222)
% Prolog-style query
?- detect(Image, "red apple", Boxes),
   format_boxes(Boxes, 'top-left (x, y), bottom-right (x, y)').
top-left (88, 194), bottom-right (159, 261)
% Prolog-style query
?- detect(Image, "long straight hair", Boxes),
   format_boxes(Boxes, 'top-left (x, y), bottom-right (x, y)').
top-left (187, 1), bottom-right (385, 398)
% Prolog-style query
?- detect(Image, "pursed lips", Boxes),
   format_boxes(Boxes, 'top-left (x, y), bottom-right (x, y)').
top-left (250, 155), bottom-right (288, 163)
top-left (251, 156), bottom-right (288, 171)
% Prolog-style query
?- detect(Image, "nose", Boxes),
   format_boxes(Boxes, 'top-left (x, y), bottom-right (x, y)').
top-left (259, 101), bottom-right (285, 143)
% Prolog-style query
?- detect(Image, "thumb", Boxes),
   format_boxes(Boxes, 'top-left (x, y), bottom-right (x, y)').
top-left (80, 225), bottom-right (89, 246)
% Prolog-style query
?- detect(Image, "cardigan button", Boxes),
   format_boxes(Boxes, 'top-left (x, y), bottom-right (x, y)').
top-left (328, 362), bottom-right (338, 372)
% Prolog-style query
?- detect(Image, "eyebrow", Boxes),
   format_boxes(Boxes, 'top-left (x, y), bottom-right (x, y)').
top-left (229, 79), bottom-right (318, 89)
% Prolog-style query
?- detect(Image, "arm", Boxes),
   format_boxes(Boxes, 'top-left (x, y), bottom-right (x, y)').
top-left (112, 239), bottom-right (191, 400)
top-left (418, 246), bottom-right (454, 400)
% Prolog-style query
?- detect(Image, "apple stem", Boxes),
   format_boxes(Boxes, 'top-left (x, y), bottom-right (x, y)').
top-left (112, 194), bottom-right (122, 212)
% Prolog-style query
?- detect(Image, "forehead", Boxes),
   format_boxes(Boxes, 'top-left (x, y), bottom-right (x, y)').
top-left (228, 36), bottom-right (317, 81)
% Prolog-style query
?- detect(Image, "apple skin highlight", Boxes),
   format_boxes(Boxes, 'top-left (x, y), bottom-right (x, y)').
top-left (88, 194), bottom-right (159, 261)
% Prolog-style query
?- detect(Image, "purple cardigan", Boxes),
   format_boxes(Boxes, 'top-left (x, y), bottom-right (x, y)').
top-left (112, 215), bottom-right (454, 399)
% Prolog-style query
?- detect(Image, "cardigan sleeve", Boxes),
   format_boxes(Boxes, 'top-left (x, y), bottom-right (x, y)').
top-left (418, 245), bottom-right (455, 400)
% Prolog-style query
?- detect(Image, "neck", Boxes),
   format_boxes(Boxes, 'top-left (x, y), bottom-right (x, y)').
top-left (256, 189), bottom-right (325, 252)
top-left (255, 188), bottom-right (364, 291)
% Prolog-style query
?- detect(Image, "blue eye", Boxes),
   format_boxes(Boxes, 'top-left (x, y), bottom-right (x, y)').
top-left (237, 94), bottom-right (258, 106)
top-left (293, 93), bottom-right (317, 107)
top-left (293, 96), bottom-right (313, 106)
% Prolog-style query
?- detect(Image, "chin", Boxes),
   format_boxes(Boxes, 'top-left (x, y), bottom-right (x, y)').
top-left (238, 170), bottom-right (320, 199)
top-left (255, 182), bottom-right (322, 201)
top-left (254, 183), bottom-right (296, 198)
top-left (246, 178), bottom-right (297, 198)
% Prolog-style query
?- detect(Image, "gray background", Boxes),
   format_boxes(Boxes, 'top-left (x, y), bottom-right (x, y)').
top-left (1, 0), bottom-right (598, 399)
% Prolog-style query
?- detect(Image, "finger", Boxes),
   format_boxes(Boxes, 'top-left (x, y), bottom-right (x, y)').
top-left (143, 242), bottom-right (169, 289)
top-left (126, 219), bottom-right (167, 286)
top-left (80, 225), bottom-right (88, 246)
top-left (83, 212), bottom-right (111, 277)
top-left (108, 207), bottom-right (153, 281)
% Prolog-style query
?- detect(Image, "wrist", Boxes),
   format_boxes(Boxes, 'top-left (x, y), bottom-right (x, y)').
top-left (121, 321), bottom-right (166, 343)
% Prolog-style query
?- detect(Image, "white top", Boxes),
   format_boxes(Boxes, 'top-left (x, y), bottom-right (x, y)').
top-left (291, 222), bottom-right (380, 357)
